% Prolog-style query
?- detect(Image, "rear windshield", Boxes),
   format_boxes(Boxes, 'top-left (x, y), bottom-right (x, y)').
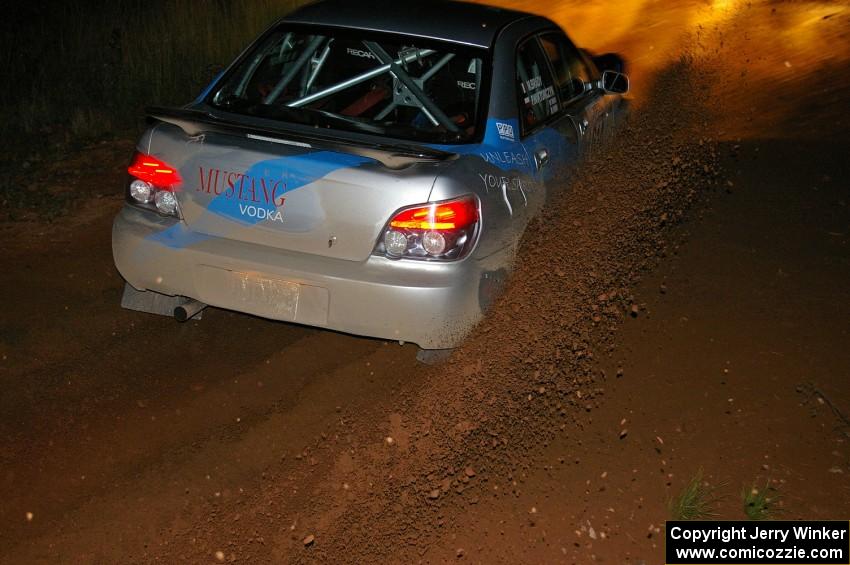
top-left (208, 26), bottom-right (488, 144)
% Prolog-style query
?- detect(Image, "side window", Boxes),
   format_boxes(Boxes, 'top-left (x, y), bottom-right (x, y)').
top-left (515, 38), bottom-right (559, 134)
top-left (539, 32), bottom-right (593, 102)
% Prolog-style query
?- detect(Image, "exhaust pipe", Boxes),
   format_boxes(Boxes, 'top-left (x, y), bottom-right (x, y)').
top-left (174, 299), bottom-right (206, 322)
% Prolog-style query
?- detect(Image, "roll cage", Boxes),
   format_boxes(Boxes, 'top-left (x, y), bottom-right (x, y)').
top-left (208, 25), bottom-right (490, 144)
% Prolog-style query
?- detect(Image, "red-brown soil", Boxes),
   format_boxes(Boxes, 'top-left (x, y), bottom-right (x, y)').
top-left (1, 1), bottom-right (848, 563)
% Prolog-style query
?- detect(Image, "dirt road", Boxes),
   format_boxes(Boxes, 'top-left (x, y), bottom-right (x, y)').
top-left (1, 1), bottom-right (848, 563)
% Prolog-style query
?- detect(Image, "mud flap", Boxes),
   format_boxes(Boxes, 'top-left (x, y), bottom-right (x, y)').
top-left (120, 283), bottom-right (203, 320)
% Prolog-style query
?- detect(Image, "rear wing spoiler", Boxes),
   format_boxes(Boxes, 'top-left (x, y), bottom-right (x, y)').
top-left (146, 106), bottom-right (457, 170)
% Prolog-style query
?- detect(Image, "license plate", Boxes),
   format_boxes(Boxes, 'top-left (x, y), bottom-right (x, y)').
top-left (228, 272), bottom-right (300, 319)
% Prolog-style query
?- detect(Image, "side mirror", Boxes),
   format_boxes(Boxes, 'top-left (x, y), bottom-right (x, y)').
top-left (601, 70), bottom-right (629, 95)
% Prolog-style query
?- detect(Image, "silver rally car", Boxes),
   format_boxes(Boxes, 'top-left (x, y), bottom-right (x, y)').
top-left (112, 0), bottom-right (628, 354)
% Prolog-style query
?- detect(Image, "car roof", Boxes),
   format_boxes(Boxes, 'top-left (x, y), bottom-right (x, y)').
top-left (282, 0), bottom-right (537, 48)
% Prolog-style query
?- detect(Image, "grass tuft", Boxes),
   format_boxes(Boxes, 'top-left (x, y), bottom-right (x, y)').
top-left (670, 469), bottom-right (722, 520)
top-left (743, 482), bottom-right (781, 520)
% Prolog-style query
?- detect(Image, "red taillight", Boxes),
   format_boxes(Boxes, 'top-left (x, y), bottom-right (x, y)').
top-left (389, 196), bottom-right (478, 231)
top-left (377, 195), bottom-right (480, 261)
top-left (127, 152), bottom-right (182, 188)
top-left (125, 152), bottom-right (182, 218)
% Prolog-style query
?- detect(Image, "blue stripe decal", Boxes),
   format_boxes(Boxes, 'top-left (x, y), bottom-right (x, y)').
top-left (147, 150), bottom-right (372, 249)
top-left (431, 118), bottom-right (530, 172)
top-left (430, 117), bottom-right (550, 175)
top-left (204, 150), bottom-right (370, 224)
top-left (143, 116), bottom-right (571, 252)
top-left (432, 117), bottom-right (575, 182)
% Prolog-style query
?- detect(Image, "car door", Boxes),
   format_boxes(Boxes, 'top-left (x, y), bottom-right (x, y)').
top-left (516, 32), bottom-right (596, 208)
top-left (514, 36), bottom-right (574, 212)
top-left (538, 31), bottom-right (614, 158)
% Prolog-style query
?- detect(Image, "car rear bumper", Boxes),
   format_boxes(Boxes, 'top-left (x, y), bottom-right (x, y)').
top-left (112, 206), bottom-right (497, 349)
